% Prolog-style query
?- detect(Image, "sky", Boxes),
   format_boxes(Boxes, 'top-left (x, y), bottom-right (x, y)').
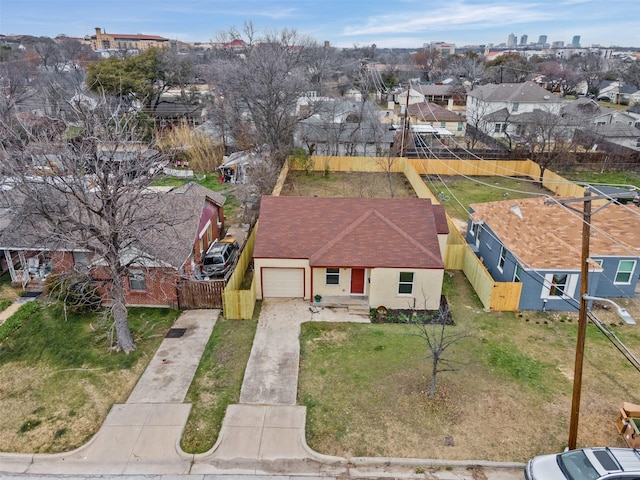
top-left (1, 0), bottom-right (639, 49)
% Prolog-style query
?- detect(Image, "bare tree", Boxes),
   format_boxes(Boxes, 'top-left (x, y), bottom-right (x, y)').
top-left (518, 108), bottom-right (576, 183)
top-left (0, 49), bottom-right (38, 119)
top-left (404, 301), bottom-right (469, 399)
top-left (0, 99), bottom-right (179, 353)
top-left (209, 25), bottom-right (318, 164)
top-left (571, 52), bottom-right (608, 96)
top-left (449, 52), bottom-right (486, 88)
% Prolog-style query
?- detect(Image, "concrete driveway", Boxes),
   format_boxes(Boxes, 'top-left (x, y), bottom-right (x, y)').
top-left (239, 297), bottom-right (369, 405)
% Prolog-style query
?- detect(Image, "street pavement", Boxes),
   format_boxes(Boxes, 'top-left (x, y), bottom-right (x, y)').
top-left (0, 300), bottom-right (525, 480)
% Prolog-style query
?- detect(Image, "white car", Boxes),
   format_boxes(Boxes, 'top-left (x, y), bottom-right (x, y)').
top-left (525, 448), bottom-right (640, 480)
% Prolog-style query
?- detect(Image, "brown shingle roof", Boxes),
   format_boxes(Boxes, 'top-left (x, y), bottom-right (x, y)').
top-left (469, 196), bottom-right (640, 270)
top-left (254, 196), bottom-right (447, 269)
top-left (408, 102), bottom-right (464, 122)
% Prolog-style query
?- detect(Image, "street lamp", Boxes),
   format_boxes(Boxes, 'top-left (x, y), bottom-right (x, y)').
top-left (583, 295), bottom-right (636, 325)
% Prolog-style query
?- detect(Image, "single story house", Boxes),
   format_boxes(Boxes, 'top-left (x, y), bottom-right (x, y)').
top-left (253, 196), bottom-right (449, 310)
top-left (0, 182), bottom-right (226, 307)
top-left (466, 196), bottom-right (640, 312)
top-left (407, 102), bottom-right (466, 136)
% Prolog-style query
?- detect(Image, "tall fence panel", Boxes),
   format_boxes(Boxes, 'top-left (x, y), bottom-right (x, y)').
top-left (222, 225), bottom-right (257, 319)
top-left (177, 279), bottom-right (224, 309)
top-left (462, 245), bottom-right (494, 310)
top-left (490, 281), bottom-right (523, 311)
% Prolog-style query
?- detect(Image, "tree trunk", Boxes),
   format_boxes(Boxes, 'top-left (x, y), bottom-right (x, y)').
top-left (110, 268), bottom-right (135, 353)
top-left (429, 358), bottom-right (438, 398)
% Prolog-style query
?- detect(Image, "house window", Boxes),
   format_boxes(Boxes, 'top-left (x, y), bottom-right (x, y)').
top-left (457, 122), bottom-right (463, 131)
top-left (128, 269), bottom-right (146, 291)
top-left (494, 123), bottom-right (506, 133)
top-left (398, 272), bottom-right (414, 295)
top-left (636, 138), bottom-right (640, 148)
top-left (498, 246), bottom-right (507, 271)
top-left (512, 102), bottom-right (519, 112)
top-left (325, 268), bottom-right (340, 285)
top-left (73, 251), bottom-right (90, 270)
top-left (615, 260), bottom-right (636, 284)
top-left (541, 273), bottom-right (577, 299)
top-left (513, 265), bottom-right (522, 282)
top-left (549, 274), bottom-right (568, 297)
top-left (440, 122), bottom-right (446, 128)
top-left (516, 124), bottom-right (526, 136)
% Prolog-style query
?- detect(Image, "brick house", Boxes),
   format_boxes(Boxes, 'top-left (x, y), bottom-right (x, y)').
top-left (0, 182), bottom-right (226, 307)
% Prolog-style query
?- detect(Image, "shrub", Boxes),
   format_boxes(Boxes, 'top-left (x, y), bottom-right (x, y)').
top-left (44, 273), bottom-right (102, 313)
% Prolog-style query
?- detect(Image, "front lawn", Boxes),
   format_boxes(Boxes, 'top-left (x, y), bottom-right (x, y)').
top-left (0, 303), bottom-right (180, 453)
top-left (298, 272), bottom-right (640, 461)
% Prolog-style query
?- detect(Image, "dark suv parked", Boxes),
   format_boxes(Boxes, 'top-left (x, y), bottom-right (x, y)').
top-left (202, 238), bottom-right (239, 278)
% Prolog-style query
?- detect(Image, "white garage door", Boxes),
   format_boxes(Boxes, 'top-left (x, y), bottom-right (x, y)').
top-left (262, 268), bottom-right (304, 297)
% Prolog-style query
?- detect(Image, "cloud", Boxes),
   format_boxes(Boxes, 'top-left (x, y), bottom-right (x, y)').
top-left (340, 1), bottom-right (554, 36)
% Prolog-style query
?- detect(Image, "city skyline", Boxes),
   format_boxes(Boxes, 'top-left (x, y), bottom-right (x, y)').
top-left (1, 0), bottom-right (639, 49)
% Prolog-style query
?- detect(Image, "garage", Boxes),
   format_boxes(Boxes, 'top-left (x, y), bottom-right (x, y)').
top-left (261, 268), bottom-right (304, 297)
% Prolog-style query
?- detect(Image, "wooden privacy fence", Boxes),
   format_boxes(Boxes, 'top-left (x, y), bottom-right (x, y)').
top-left (229, 154), bottom-right (586, 313)
top-left (222, 225), bottom-right (258, 320)
top-left (177, 279), bottom-right (224, 309)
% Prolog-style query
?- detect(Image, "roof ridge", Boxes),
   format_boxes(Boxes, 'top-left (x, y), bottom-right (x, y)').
top-left (309, 205), bottom-right (441, 266)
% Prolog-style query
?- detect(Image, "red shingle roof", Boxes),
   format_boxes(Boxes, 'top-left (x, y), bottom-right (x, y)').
top-left (254, 196), bottom-right (447, 269)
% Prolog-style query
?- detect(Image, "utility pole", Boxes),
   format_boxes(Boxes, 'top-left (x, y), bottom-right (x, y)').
top-left (568, 188), bottom-right (591, 451)
top-left (400, 83), bottom-right (411, 157)
top-left (550, 187), bottom-right (636, 450)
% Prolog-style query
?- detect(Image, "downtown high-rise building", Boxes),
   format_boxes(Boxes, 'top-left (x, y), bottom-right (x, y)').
top-left (538, 35), bottom-right (548, 45)
top-left (520, 34), bottom-right (528, 45)
top-left (571, 35), bottom-right (581, 47)
top-left (507, 33), bottom-right (517, 47)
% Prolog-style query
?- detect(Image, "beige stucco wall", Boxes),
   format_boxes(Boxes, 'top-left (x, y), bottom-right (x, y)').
top-left (369, 268), bottom-right (444, 310)
top-left (311, 267), bottom-right (369, 298)
top-left (253, 258), bottom-right (310, 299)
top-left (438, 233), bottom-right (448, 262)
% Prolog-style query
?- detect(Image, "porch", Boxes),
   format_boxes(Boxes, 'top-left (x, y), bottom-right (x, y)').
top-left (312, 295), bottom-right (370, 315)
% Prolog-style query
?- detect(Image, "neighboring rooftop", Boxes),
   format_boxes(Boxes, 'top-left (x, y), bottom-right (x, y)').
top-left (469, 196), bottom-right (640, 270)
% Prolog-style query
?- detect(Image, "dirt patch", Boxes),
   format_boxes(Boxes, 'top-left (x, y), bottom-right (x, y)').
top-left (281, 171), bottom-right (417, 198)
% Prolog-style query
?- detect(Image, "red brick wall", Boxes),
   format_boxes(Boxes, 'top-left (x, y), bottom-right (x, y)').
top-left (94, 266), bottom-right (180, 308)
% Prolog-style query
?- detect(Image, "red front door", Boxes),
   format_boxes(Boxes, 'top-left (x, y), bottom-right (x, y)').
top-left (350, 268), bottom-right (365, 295)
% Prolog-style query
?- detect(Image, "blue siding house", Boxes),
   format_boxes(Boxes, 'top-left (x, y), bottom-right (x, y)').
top-left (466, 196), bottom-right (640, 312)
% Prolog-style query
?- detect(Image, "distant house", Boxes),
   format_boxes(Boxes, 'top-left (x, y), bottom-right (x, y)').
top-left (413, 84), bottom-right (465, 108)
top-left (466, 196), bottom-right (640, 312)
top-left (253, 196), bottom-right (448, 310)
top-left (407, 102), bottom-right (466, 136)
top-left (294, 99), bottom-right (394, 156)
top-left (466, 82), bottom-right (566, 139)
top-left (0, 182), bottom-right (226, 307)
top-left (562, 98), bottom-right (640, 152)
